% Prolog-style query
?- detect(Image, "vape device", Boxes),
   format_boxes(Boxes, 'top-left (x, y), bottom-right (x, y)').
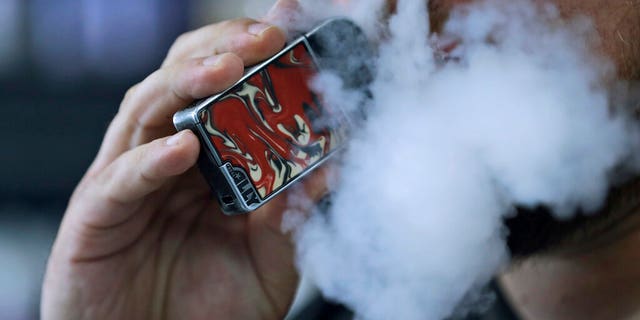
top-left (173, 18), bottom-right (373, 214)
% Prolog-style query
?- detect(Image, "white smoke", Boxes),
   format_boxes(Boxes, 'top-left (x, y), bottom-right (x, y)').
top-left (266, 0), bottom-right (640, 319)
top-left (254, 0), bottom-right (388, 40)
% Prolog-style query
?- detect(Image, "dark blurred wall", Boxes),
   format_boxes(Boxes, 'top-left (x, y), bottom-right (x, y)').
top-left (1, 0), bottom-right (191, 203)
top-left (0, 1), bottom-right (209, 318)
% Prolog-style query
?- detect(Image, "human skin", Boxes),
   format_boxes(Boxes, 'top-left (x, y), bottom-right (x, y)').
top-left (500, 220), bottom-right (640, 320)
top-left (463, 0), bottom-right (640, 319)
top-left (39, 1), bottom-right (329, 319)
top-left (416, 0), bottom-right (640, 78)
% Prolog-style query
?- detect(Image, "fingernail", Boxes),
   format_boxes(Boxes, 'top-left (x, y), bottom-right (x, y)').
top-left (202, 55), bottom-right (222, 66)
top-left (248, 23), bottom-right (272, 36)
top-left (166, 131), bottom-right (185, 146)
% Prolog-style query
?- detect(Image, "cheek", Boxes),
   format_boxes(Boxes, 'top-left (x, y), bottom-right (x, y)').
top-left (428, 0), bottom-right (639, 78)
top-left (387, 0), bottom-right (639, 78)
top-left (428, 0), bottom-right (475, 33)
top-left (596, 7), bottom-right (640, 79)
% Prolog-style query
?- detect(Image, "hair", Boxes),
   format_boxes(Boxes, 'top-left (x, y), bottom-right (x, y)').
top-left (615, 0), bottom-right (640, 80)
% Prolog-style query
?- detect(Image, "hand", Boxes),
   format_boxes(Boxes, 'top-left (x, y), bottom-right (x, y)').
top-left (41, 2), bottom-right (325, 319)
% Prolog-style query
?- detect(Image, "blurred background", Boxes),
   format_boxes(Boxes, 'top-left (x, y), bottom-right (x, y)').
top-left (0, 1), bottom-right (262, 319)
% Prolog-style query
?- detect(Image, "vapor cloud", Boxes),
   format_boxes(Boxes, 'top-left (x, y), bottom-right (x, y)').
top-left (267, 0), bottom-right (639, 318)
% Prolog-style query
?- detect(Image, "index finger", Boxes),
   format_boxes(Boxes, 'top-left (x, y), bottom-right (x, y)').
top-left (162, 18), bottom-right (287, 67)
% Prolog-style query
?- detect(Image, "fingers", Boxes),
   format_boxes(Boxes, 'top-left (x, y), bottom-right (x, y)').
top-left (80, 130), bottom-right (200, 228)
top-left (120, 53), bottom-right (243, 127)
top-left (163, 18), bottom-right (286, 68)
top-left (90, 53), bottom-right (242, 172)
top-left (93, 18), bottom-right (288, 172)
top-left (55, 130), bottom-right (199, 261)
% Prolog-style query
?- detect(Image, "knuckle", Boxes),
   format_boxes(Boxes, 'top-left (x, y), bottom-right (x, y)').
top-left (218, 17), bottom-right (253, 29)
top-left (215, 19), bottom-right (234, 30)
top-left (70, 175), bottom-right (93, 203)
top-left (119, 68), bottom-right (163, 114)
top-left (122, 83), bottom-right (140, 105)
top-left (253, 37), bottom-right (276, 55)
top-left (173, 30), bottom-right (193, 48)
top-left (163, 31), bottom-right (195, 64)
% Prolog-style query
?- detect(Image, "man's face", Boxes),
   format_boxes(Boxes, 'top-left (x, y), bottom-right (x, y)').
top-left (540, 0), bottom-right (639, 79)
top-left (422, 0), bottom-right (640, 79)
top-left (376, 0), bottom-right (640, 256)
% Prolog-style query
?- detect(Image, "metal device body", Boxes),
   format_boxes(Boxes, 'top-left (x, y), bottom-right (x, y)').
top-left (174, 18), bottom-right (373, 214)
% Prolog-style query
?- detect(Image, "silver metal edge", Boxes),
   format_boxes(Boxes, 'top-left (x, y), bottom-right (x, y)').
top-left (219, 163), bottom-right (262, 213)
top-left (173, 105), bottom-right (200, 132)
top-left (194, 118), bottom-right (223, 168)
top-left (303, 17), bottom-right (346, 39)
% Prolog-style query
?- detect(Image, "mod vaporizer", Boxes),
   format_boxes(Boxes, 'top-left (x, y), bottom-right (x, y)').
top-left (173, 18), bottom-right (374, 214)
